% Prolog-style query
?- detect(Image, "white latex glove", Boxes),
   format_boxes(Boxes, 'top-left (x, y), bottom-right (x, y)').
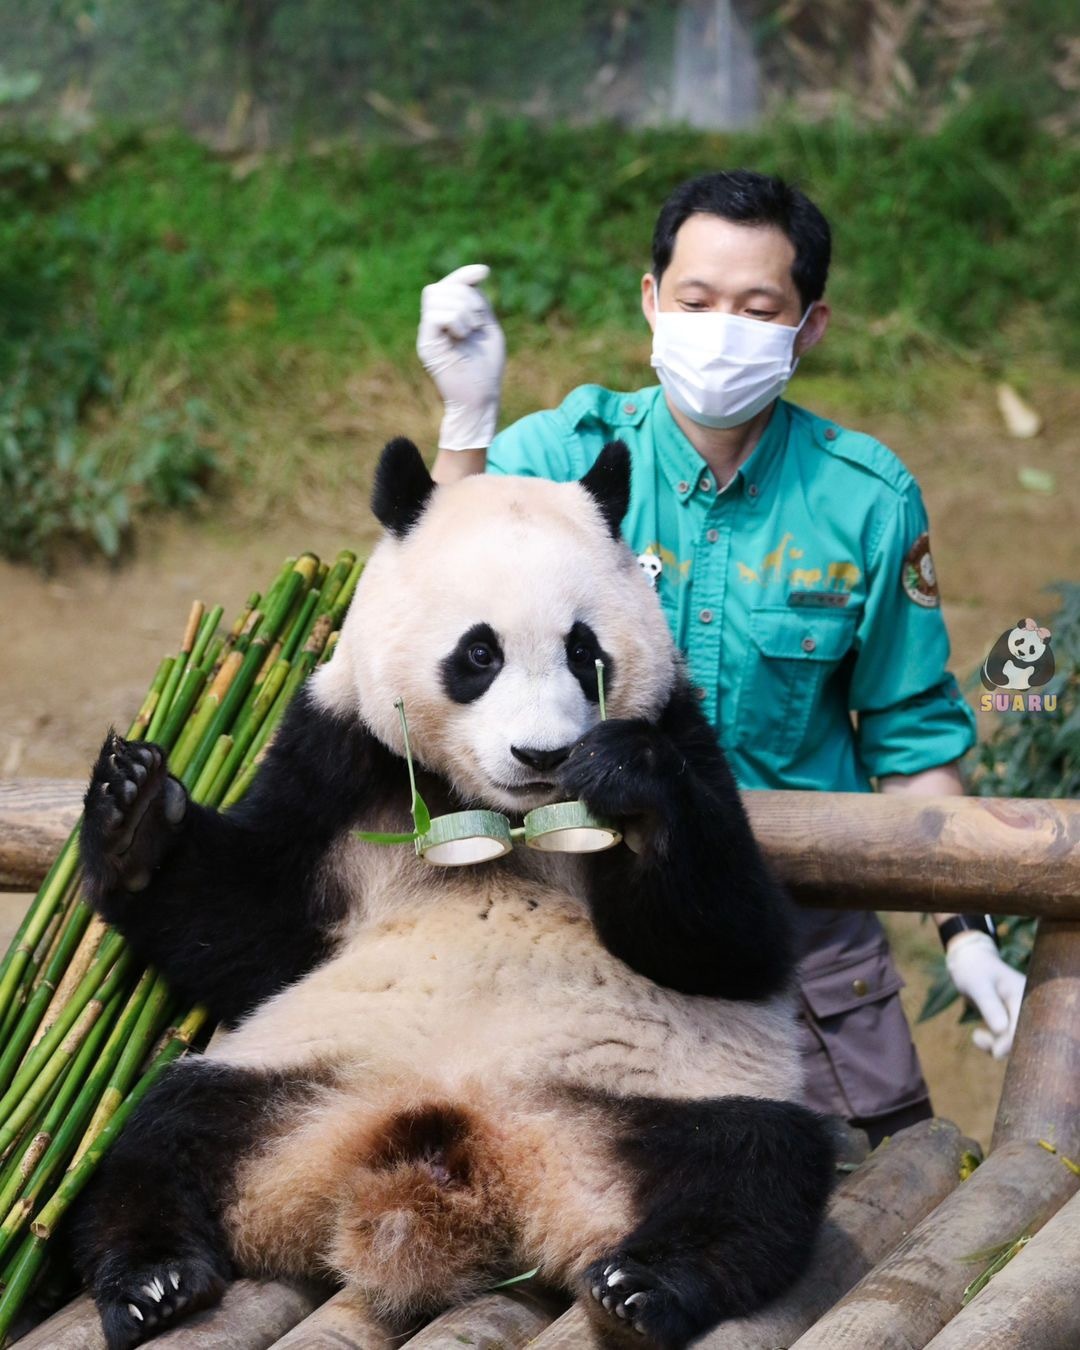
top-left (945, 930), bottom-right (1026, 1060)
top-left (417, 263), bottom-right (506, 450)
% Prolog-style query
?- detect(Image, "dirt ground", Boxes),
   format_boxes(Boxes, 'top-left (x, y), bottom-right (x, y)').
top-left (0, 372), bottom-right (1075, 1149)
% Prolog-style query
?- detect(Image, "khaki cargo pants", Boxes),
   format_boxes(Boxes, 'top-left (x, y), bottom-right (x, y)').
top-left (795, 907), bottom-right (932, 1147)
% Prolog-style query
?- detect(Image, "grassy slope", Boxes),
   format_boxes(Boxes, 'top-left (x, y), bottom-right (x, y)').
top-left (2, 99), bottom-right (1079, 552)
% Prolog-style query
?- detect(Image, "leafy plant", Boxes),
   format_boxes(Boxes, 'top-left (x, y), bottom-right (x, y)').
top-left (919, 582), bottom-right (1080, 1022)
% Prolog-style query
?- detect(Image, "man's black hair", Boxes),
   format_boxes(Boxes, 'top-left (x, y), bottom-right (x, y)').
top-left (651, 170), bottom-right (831, 311)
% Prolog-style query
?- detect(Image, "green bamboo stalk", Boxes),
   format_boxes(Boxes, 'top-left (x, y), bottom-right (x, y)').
top-left (70, 970), bottom-right (169, 1167)
top-left (190, 734), bottom-right (234, 804)
top-left (279, 587), bottom-right (320, 665)
top-left (0, 986), bottom-right (124, 1258)
top-left (0, 550), bottom-right (364, 1335)
top-left (145, 601), bottom-right (205, 743)
top-left (0, 931), bottom-right (126, 1136)
top-left (208, 658), bottom-right (290, 804)
top-left (155, 660), bottom-right (210, 753)
top-left (30, 1006), bottom-right (209, 1245)
top-left (0, 1232), bottom-right (46, 1341)
top-left (328, 557), bottom-right (364, 630)
top-left (169, 648), bottom-right (246, 779)
top-left (0, 953), bottom-right (135, 1164)
top-left (0, 834), bottom-right (81, 1036)
top-left (127, 655), bottom-right (174, 742)
top-left (182, 566), bottom-right (313, 787)
top-left (188, 603), bottom-right (224, 673)
top-left (0, 902), bottom-right (94, 1102)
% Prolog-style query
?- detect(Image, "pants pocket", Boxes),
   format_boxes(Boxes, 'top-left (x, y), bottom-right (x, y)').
top-left (796, 941), bottom-right (930, 1122)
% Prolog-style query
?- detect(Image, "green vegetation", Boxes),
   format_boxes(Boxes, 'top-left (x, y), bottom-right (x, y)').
top-left (3, 99), bottom-right (1079, 561)
top-left (920, 581), bottom-right (1080, 1022)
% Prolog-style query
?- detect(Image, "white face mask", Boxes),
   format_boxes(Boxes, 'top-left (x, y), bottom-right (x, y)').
top-left (650, 303), bottom-right (815, 429)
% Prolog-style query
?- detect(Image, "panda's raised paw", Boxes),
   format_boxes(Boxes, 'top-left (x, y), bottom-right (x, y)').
top-left (557, 720), bottom-right (675, 832)
top-left (96, 1254), bottom-right (226, 1350)
top-left (81, 731), bottom-right (188, 900)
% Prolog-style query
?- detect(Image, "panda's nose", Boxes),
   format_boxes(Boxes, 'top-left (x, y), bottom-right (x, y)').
top-left (511, 744), bottom-right (570, 772)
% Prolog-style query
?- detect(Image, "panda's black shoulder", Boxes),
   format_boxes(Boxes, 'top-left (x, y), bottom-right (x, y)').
top-left (226, 684), bottom-right (399, 831)
top-left (655, 676), bottom-right (741, 799)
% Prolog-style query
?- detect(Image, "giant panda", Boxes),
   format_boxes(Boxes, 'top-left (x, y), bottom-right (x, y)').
top-left (69, 438), bottom-right (836, 1350)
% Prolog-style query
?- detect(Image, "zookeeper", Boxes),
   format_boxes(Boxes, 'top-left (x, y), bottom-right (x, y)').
top-left (415, 168), bottom-right (1026, 1146)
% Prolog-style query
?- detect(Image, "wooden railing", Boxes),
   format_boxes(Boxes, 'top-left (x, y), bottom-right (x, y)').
top-left (3, 778), bottom-right (1080, 1349)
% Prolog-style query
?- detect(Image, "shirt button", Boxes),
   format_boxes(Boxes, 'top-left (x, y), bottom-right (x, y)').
top-left (747, 483), bottom-right (759, 497)
top-left (699, 609), bottom-right (714, 624)
top-left (623, 402), bottom-right (637, 415)
top-left (801, 635), bottom-right (816, 652)
top-left (699, 475), bottom-right (713, 492)
top-left (677, 480), bottom-right (689, 494)
top-left (694, 686), bottom-right (707, 701)
top-left (851, 978), bottom-right (869, 997)
top-left (706, 528), bottom-right (719, 543)
top-left (825, 427), bottom-right (838, 441)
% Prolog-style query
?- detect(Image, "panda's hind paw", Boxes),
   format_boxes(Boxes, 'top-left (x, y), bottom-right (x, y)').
top-left (583, 1253), bottom-right (685, 1346)
top-left (82, 731), bottom-right (187, 900)
top-left (95, 1254), bottom-right (225, 1350)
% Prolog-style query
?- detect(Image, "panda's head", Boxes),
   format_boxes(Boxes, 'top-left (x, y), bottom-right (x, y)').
top-left (312, 439), bottom-right (678, 814)
top-left (1007, 622), bottom-right (1047, 663)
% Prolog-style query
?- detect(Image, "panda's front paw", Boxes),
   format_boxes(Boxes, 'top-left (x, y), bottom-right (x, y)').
top-left (558, 720), bottom-right (678, 844)
top-left (81, 731), bottom-right (188, 902)
top-left (94, 1254), bottom-right (226, 1350)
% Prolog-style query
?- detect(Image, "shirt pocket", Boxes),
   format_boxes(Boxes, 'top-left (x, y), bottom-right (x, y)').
top-left (735, 604), bottom-right (857, 758)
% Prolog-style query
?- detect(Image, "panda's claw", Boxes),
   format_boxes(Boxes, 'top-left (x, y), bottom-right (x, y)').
top-left (583, 1253), bottom-right (666, 1343)
top-left (96, 1255), bottom-right (226, 1349)
top-left (82, 731), bottom-right (189, 902)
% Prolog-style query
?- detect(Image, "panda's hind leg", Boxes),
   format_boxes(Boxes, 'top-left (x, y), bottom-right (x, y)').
top-left (65, 1059), bottom-right (323, 1350)
top-left (577, 1093), bottom-right (837, 1348)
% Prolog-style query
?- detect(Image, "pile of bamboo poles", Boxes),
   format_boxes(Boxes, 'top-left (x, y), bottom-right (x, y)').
top-left (0, 549), bottom-right (361, 1340)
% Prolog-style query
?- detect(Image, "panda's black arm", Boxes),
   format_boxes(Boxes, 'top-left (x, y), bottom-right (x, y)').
top-left (561, 682), bottom-right (796, 1001)
top-left (80, 686), bottom-right (397, 1025)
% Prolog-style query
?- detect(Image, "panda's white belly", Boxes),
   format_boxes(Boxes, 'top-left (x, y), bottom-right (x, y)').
top-left (208, 883), bottom-right (802, 1105)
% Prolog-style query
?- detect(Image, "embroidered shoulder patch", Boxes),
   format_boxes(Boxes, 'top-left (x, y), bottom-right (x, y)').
top-left (902, 531), bottom-right (940, 607)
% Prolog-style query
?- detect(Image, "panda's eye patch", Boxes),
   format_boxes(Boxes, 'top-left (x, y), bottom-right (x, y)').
top-left (565, 621), bottom-right (615, 704)
top-left (441, 623), bottom-right (504, 704)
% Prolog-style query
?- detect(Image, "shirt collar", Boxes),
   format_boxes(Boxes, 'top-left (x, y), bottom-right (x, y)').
top-left (652, 388), bottom-right (790, 510)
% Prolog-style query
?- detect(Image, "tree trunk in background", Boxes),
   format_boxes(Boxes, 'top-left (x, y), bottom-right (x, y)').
top-left (670, 0), bottom-right (759, 129)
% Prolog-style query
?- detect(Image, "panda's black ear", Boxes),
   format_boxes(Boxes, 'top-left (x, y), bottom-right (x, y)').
top-left (372, 438), bottom-right (436, 538)
top-left (580, 440), bottom-right (631, 539)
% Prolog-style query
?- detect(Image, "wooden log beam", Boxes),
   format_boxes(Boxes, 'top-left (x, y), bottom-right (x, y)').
top-left (787, 1139), bottom-right (1080, 1350)
top-left (742, 790), bottom-right (1080, 917)
top-left (267, 1288), bottom-right (392, 1348)
top-left (992, 919), bottom-right (1080, 1157)
top-left (16, 1279), bottom-right (326, 1350)
top-left (4, 781), bottom-right (1080, 917)
top-left (923, 1189), bottom-right (1080, 1350)
top-left (404, 1288), bottom-right (564, 1347)
top-left (696, 1119), bottom-right (979, 1350)
top-left (0, 780), bottom-right (82, 890)
top-left (530, 1120), bottom-right (975, 1350)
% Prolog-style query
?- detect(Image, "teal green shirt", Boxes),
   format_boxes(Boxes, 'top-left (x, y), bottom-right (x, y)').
top-left (487, 383), bottom-right (976, 793)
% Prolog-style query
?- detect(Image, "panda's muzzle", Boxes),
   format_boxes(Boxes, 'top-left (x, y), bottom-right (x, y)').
top-left (510, 744), bottom-right (571, 773)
